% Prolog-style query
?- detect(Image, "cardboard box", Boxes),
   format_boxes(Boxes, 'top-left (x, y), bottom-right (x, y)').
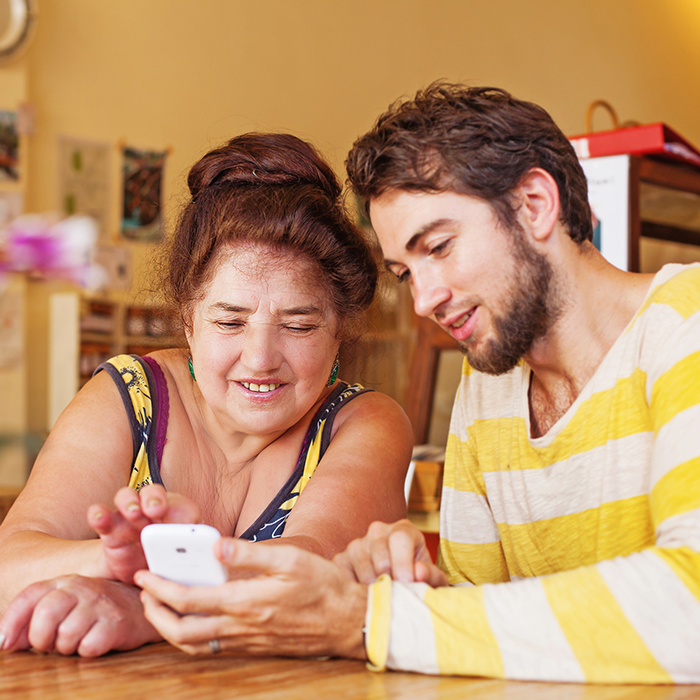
top-left (408, 459), bottom-right (444, 512)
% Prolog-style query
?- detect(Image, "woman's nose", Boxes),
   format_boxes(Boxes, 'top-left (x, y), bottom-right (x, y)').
top-left (240, 326), bottom-right (281, 372)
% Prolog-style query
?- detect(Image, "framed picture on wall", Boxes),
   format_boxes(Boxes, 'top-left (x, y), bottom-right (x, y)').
top-left (0, 110), bottom-right (19, 182)
top-left (120, 145), bottom-right (167, 243)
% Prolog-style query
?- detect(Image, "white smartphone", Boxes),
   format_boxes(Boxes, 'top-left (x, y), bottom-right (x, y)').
top-left (140, 523), bottom-right (228, 586)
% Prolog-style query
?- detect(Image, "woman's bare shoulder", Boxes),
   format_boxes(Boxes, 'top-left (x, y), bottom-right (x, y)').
top-left (332, 384), bottom-right (413, 438)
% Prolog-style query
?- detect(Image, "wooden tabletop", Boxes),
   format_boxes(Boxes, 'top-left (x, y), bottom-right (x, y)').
top-left (1, 642), bottom-right (699, 700)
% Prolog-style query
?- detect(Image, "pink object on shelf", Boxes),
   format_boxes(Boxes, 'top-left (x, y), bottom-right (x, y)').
top-left (0, 213), bottom-right (106, 289)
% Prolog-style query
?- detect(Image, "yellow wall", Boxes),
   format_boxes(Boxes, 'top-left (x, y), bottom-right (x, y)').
top-left (2, 0), bottom-right (700, 473)
top-left (25, 0), bottom-right (700, 245)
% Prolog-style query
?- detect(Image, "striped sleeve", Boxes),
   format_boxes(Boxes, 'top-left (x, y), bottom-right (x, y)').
top-left (365, 269), bottom-right (700, 683)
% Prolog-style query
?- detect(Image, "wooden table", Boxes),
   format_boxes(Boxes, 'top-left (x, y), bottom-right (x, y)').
top-left (1, 643), bottom-right (699, 700)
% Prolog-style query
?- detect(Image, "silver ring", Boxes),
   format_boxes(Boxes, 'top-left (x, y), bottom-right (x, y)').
top-left (209, 638), bottom-right (221, 654)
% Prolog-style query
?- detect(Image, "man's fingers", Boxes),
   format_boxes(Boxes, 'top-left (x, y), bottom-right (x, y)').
top-left (336, 538), bottom-right (387, 584)
top-left (333, 520), bottom-right (441, 585)
top-left (386, 527), bottom-right (426, 583)
top-left (414, 560), bottom-right (450, 587)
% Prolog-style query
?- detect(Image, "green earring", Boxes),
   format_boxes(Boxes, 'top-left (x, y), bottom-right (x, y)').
top-left (326, 356), bottom-right (339, 387)
top-left (188, 355), bottom-right (196, 382)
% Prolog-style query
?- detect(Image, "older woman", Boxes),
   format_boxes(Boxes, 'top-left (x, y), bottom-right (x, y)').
top-left (0, 133), bottom-right (412, 657)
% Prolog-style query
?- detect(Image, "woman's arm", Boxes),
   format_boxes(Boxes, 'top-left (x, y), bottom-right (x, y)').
top-left (275, 391), bottom-right (414, 557)
top-left (0, 371), bottom-right (139, 609)
top-left (0, 370), bottom-right (202, 656)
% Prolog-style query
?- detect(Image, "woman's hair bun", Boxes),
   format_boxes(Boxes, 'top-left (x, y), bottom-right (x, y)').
top-left (188, 132), bottom-right (341, 200)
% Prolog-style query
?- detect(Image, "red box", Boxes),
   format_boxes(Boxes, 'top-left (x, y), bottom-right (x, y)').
top-left (569, 123), bottom-right (700, 168)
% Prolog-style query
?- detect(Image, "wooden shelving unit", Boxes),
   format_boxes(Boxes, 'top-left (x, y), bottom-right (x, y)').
top-left (79, 299), bottom-right (185, 385)
top-left (630, 156), bottom-right (700, 271)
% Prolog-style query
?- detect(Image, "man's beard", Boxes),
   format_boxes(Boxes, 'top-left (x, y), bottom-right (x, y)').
top-left (460, 229), bottom-right (561, 375)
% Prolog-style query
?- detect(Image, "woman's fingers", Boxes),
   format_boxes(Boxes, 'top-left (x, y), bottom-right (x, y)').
top-left (0, 581), bottom-right (57, 651)
top-left (115, 486), bottom-right (157, 527)
top-left (29, 589), bottom-right (84, 655)
top-left (88, 486), bottom-right (200, 583)
top-left (137, 485), bottom-right (200, 525)
top-left (87, 503), bottom-right (123, 539)
top-left (140, 589), bottom-right (224, 650)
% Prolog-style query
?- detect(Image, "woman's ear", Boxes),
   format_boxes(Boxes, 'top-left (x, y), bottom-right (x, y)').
top-left (516, 167), bottom-right (561, 243)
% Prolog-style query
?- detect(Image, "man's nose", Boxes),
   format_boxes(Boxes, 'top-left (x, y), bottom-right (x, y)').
top-left (411, 273), bottom-right (451, 318)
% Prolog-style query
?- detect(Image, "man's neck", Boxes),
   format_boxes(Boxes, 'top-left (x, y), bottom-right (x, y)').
top-left (525, 243), bottom-right (655, 438)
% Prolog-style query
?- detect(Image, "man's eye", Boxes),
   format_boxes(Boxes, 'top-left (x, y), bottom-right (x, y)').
top-left (429, 240), bottom-right (450, 256)
top-left (217, 321), bottom-right (243, 329)
top-left (286, 325), bottom-right (315, 333)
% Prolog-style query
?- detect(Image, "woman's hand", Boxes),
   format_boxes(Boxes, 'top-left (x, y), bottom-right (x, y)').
top-left (89, 484), bottom-right (200, 584)
top-left (136, 538), bottom-right (367, 659)
top-left (332, 519), bottom-right (449, 587)
top-left (0, 575), bottom-right (161, 657)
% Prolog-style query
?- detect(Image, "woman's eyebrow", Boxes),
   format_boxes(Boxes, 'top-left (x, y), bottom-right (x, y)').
top-left (211, 302), bottom-right (252, 313)
top-left (279, 306), bottom-right (322, 316)
top-left (209, 302), bottom-right (323, 316)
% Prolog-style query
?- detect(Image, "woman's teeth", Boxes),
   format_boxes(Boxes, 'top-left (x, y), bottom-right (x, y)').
top-left (241, 382), bottom-right (280, 393)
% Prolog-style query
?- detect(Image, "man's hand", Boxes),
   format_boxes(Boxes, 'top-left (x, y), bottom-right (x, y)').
top-left (0, 575), bottom-right (161, 657)
top-left (136, 538), bottom-right (368, 659)
top-left (332, 519), bottom-right (449, 586)
top-left (89, 484), bottom-right (200, 584)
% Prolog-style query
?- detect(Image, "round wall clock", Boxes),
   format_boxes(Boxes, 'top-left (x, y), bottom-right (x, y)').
top-left (0, 0), bottom-right (37, 64)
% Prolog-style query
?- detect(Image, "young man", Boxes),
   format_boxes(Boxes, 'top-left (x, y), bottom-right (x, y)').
top-left (136, 84), bottom-right (700, 684)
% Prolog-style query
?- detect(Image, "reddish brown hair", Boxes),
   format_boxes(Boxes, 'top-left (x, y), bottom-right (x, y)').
top-left (163, 133), bottom-right (378, 337)
top-left (346, 84), bottom-right (592, 244)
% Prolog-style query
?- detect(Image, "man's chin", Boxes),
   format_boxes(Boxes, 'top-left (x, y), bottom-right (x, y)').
top-left (462, 342), bottom-right (522, 376)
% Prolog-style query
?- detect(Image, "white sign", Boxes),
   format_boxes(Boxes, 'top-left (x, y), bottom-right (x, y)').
top-left (579, 155), bottom-right (630, 271)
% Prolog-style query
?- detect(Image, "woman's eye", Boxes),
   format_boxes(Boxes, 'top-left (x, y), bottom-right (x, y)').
top-left (217, 321), bottom-right (243, 329)
top-left (396, 270), bottom-right (410, 283)
top-left (286, 325), bottom-right (315, 333)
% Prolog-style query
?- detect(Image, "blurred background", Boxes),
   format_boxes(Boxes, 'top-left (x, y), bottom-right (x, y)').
top-left (2, 0), bottom-right (700, 489)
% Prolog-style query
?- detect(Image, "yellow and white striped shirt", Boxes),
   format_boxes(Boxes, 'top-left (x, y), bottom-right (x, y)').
top-left (366, 263), bottom-right (700, 683)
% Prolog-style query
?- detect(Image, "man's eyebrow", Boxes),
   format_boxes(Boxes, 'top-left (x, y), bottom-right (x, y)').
top-left (383, 218), bottom-right (453, 270)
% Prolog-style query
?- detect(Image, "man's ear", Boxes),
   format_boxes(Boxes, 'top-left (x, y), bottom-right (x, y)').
top-left (517, 168), bottom-right (560, 243)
